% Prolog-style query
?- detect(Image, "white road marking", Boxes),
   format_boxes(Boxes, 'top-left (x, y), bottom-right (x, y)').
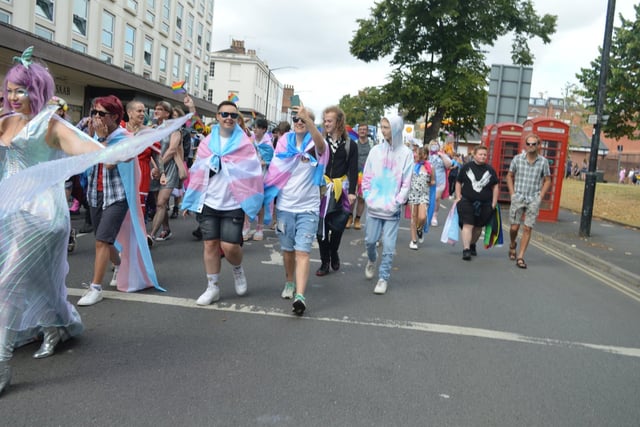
top-left (67, 288), bottom-right (640, 359)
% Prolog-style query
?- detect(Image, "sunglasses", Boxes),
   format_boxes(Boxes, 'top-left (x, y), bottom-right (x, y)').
top-left (91, 109), bottom-right (112, 117)
top-left (292, 116), bottom-right (305, 124)
top-left (219, 112), bottom-right (239, 119)
top-left (525, 142), bottom-right (538, 147)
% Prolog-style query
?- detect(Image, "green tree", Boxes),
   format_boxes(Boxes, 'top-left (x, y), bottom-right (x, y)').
top-left (338, 86), bottom-right (386, 127)
top-left (576, 4), bottom-right (640, 140)
top-left (350, 0), bottom-right (556, 143)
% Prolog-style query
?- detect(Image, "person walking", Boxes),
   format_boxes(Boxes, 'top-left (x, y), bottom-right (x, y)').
top-left (182, 100), bottom-right (264, 305)
top-left (362, 116), bottom-right (413, 294)
top-left (316, 106), bottom-right (358, 276)
top-left (408, 144), bottom-right (433, 250)
top-left (346, 122), bottom-right (373, 230)
top-left (454, 145), bottom-right (499, 261)
top-left (263, 106), bottom-right (327, 315)
top-left (427, 140), bottom-right (452, 226)
top-left (506, 133), bottom-right (551, 269)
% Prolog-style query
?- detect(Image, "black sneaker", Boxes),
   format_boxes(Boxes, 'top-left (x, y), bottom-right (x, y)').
top-left (330, 253), bottom-right (340, 271)
top-left (316, 263), bottom-right (330, 276)
top-left (292, 295), bottom-right (306, 316)
top-left (462, 249), bottom-right (472, 260)
top-left (469, 244), bottom-right (477, 256)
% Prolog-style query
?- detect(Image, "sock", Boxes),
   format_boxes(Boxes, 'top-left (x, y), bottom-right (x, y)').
top-left (294, 293), bottom-right (305, 302)
top-left (232, 264), bottom-right (243, 274)
top-left (113, 265), bottom-right (119, 274)
top-left (206, 274), bottom-right (218, 287)
top-left (90, 283), bottom-right (102, 291)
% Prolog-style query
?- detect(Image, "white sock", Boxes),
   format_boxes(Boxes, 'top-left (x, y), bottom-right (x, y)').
top-left (90, 283), bottom-right (102, 291)
top-left (232, 264), bottom-right (243, 273)
top-left (206, 274), bottom-right (218, 287)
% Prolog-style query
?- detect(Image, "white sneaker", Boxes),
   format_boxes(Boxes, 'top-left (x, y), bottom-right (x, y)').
top-left (409, 240), bottom-right (418, 250)
top-left (78, 287), bottom-right (103, 306)
top-left (253, 229), bottom-right (264, 241)
top-left (232, 267), bottom-right (248, 296)
top-left (374, 279), bottom-right (388, 295)
top-left (281, 282), bottom-right (295, 299)
top-left (431, 217), bottom-right (438, 227)
top-left (365, 260), bottom-right (376, 280)
top-left (196, 284), bottom-right (220, 305)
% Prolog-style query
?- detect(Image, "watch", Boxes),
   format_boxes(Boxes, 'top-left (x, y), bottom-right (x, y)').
top-left (97, 137), bottom-right (107, 142)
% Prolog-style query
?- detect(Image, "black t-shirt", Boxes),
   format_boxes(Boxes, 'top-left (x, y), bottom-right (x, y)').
top-left (456, 161), bottom-right (498, 202)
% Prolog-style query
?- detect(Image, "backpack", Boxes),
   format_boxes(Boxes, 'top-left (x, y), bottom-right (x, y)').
top-left (180, 127), bottom-right (192, 159)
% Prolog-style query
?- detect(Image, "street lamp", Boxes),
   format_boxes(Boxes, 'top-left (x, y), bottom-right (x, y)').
top-left (264, 66), bottom-right (297, 123)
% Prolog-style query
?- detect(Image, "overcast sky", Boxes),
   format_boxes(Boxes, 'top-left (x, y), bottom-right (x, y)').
top-left (212, 0), bottom-right (637, 117)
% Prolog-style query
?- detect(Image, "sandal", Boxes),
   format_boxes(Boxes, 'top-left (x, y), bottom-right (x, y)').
top-left (509, 243), bottom-right (517, 261)
top-left (516, 258), bottom-right (527, 269)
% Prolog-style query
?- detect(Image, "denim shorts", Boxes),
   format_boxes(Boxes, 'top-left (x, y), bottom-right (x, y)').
top-left (197, 205), bottom-right (244, 244)
top-left (275, 209), bottom-right (319, 253)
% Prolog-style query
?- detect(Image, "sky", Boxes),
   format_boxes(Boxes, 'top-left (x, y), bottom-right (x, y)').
top-left (211, 0), bottom-right (638, 117)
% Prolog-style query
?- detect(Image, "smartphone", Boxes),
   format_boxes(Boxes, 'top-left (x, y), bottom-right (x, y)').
top-left (290, 94), bottom-right (301, 108)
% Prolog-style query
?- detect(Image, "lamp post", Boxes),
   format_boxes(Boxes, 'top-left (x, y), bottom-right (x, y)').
top-left (264, 66), bottom-right (296, 124)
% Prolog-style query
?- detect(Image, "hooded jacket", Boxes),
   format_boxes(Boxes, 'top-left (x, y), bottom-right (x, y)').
top-left (361, 116), bottom-right (413, 220)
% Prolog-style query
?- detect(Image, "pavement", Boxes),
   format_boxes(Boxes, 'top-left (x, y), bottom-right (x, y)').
top-left (524, 208), bottom-right (639, 287)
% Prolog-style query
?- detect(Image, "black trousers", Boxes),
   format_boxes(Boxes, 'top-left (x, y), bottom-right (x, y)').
top-left (317, 209), bottom-right (350, 263)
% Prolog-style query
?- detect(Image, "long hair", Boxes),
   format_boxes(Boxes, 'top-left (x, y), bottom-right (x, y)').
top-left (3, 61), bottom-right (54, 115)
top-left (94, 95), bottom-right (124, 124)
top-left (322, 105), bottom-right (349, 141)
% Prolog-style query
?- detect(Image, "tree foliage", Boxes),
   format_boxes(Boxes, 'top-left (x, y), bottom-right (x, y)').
top-left (350, 0), bottom-right (556, 142)
top-left (576, 4), bottom-right (640, 141)
top-left (338, 86), bottom-right (386, 126)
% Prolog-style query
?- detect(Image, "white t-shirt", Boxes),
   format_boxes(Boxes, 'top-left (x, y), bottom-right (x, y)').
top-left (204, 135), bottom-right (240, 210)
top-left (277, 158), bottom-right (321, 213)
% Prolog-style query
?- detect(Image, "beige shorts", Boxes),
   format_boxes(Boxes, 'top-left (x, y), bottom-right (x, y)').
top-left (509, 193), bottom-right (541, 228)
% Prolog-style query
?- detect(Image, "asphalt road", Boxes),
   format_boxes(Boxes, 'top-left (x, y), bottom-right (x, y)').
top-left (2, 204), bottom-right (639, 426)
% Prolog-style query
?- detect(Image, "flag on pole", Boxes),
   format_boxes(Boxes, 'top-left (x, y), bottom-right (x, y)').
top-left (172, 80), bottom-right (187, 94)
top-left (228, 92), bottom-right (239, 103)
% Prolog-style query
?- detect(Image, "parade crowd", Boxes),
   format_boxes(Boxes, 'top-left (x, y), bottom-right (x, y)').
top-left (0, 47), bottom-right (552, 396)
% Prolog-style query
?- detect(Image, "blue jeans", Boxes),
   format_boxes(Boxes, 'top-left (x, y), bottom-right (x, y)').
top-left (276, 209), bottom-right (319, 253)
top-left (364, 213), bottom-right (400, 281)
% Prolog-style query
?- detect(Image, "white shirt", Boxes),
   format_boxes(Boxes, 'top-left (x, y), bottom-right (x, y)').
top-left (204, 135), bottom-right (241, 210)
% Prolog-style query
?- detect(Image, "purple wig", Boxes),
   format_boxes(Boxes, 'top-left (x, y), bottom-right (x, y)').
top-left (3, 61), bottom-right (54, 115)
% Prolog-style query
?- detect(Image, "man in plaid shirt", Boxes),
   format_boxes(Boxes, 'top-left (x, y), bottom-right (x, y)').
top-left (506, 133), bottom-right (551, 269)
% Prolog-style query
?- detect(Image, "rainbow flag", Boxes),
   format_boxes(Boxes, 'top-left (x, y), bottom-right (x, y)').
top-left (483, 206), bottom-right (504, 249)
top-left (228, 92), bottom-right (239, 103)
top-left (172, 80), bottom-right (186, 94)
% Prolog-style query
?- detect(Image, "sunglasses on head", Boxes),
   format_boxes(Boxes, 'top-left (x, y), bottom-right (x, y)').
top-left (292, 116), bottom-right (305, 124)
top-left (91, 109), bottom-right (111, 117)
top-left (219, 111), bottom-right (239, 119)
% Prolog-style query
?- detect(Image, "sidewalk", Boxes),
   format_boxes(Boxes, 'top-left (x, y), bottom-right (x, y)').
top-left (531, 209), bottom-right (640, 286)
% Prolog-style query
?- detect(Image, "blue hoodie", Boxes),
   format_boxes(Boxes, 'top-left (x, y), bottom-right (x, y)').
top-left (361, 116), bottom-right (413, 220)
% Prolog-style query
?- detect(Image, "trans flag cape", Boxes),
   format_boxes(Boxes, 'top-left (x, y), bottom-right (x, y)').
top-left (181, 124), bottom-right (264, 220)
top-left (262, 131), bottom-right (328, 225)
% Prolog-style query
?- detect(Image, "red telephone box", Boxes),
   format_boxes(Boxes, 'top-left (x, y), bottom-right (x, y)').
top-left (487, 123), bottom-right (523, 204)
top-left (521, 118), bottom-right (569, 222)
top-left (482, 123), bottom-right (495, 163)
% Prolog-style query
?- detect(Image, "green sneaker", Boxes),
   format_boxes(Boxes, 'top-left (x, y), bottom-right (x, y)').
top-left (281, 281), bottom-right (295, 299)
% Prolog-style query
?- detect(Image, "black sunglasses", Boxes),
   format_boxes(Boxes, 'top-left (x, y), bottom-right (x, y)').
top-left (292, 116), bottom-right (304, 123)
top-left (525, 142), bottom-right (538, 146)
top-left (219, 112), bottom-right (239, 119)
top-left (91, 109), bottom-right (112, 117)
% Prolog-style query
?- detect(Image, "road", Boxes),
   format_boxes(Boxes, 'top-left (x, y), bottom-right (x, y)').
top-left (2, 203), bottom-right (640, 426)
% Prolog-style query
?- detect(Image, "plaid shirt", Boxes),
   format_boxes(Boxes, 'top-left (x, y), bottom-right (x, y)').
top-left (509, 152), bottom-right (550, 200)
top-left (87, 128), bottom-right (128, 208)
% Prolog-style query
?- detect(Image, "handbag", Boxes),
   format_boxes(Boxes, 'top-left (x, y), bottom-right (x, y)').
top-left (440, 202), bottom-right (459, 245)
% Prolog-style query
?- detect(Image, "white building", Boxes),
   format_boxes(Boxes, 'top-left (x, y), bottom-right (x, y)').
top-left (0, 0), bottom-right (217, 120)
top-left (208, 40), bottom-right (289, 125)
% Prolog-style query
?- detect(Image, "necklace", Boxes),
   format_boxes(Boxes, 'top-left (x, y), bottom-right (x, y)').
top-left (127, 122), bottom-right (140, 134)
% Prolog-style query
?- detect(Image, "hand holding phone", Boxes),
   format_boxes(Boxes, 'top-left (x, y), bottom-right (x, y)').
top-left (290, 95), bottom-right (301, 108)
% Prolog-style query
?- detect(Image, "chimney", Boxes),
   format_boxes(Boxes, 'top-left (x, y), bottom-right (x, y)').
top-left (231, 39), bottom-right (246, 54)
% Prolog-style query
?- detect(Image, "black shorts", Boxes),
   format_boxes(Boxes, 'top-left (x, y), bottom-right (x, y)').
top-left (196, 205), bottom-right (244, 244)
top-left (457, 198), bottom-right (494, 228)
top-left (90, 193), bottom-right (128, 244)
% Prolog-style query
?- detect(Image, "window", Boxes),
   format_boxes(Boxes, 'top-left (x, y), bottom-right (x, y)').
top-left (71, 39), bottom-right (87, 53)
top-left (36, 0), bottom-right (54, 21)
top-left (198, 0), bottom-right (205, 15)
top-left (34, 24), bottom-right (53, 40)
top-left (172, 53), bottom-right (180, 78)
top-left (207, 89), bottom-right (213, 102)
top-left (194, 65), bottom-right (200, 88)
top-left (144, 36), bottom-right (153, 66)
top-left (185, 13), bottom-right (194, 50)
top-left (161, 0), bottom-right (170, 33)
top-left (176, 2), bottom-right (183, 29)
top-left (145, 0), bottom-right (155, 25)
top-left (124, 62), bottom-right (134, 72)
top-left (100, 52), bottom-right (113, 64)
top-left (159, 45), bottom-right (168, 72)
top-left (126, 0), bottom-right (138, 11)
top-left (209, 62), bottom-right (215, 78)
top-left (185, 60), bottom-right (191, 85)
top-left (102, 11), bottom-right (114, 48)
top-left (0, 9), bottom-right (10, 24)
top-left (124, 25), bottom-right (135, 57)
top-left (72, 0), bottom-right (87, 36)
top-left (197, 22), bottom-right (203, 45)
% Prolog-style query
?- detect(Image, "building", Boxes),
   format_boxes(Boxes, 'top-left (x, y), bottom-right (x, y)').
top-left (0, 0), bottom-right (217, 122)
top-left (208, 39), bottom-right (291, 126)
